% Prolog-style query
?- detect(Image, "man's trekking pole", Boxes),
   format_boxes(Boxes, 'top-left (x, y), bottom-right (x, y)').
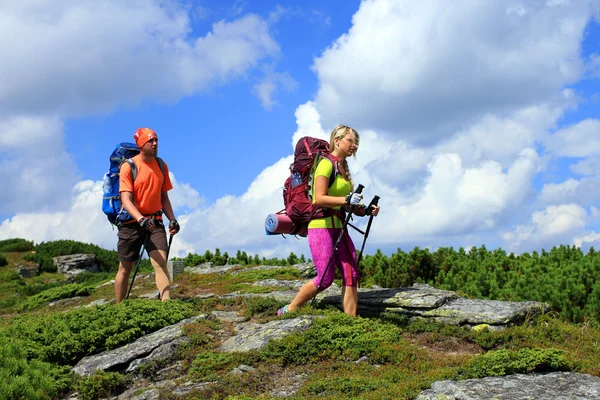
top-left (356, 195), bottom-right (380, 268)
top-left (311, 184), bottom-right (364, 306)
top-left (126, 234), bottom-right (148, 300)
top-left (167, 233), bottom-right (173, 261)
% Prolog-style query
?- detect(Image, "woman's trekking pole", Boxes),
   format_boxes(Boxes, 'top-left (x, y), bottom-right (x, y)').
top-left (356, 195), bottom-right (380, 268)
top-left (126, 234), bottom-right (148, 300)
top-left (311, 184), bottom-right (364, 306)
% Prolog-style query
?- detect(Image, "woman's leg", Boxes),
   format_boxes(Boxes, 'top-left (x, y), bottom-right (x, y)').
top-left (287, 228), bottom-right (337, 311)
top-left (339, 231), bottom-right (359, 316)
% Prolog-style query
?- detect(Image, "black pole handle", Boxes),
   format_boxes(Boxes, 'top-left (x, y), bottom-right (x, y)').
top-left (355, 184), bottom-right (365, 194)
top-left (366, 195), bottom-right (380, 215)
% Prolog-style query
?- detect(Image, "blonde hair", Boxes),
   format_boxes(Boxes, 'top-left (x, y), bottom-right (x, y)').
top-left (329, 125), bottom-right (359, 188)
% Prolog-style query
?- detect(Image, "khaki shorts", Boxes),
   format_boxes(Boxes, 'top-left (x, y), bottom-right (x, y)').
top-left (117, 221), bottom-right (168, 262)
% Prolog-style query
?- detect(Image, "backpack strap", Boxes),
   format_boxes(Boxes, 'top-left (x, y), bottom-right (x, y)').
top-left (125, 159), bottom-right (138, 182)
top-left (156, 157), bottom-right (166, 185)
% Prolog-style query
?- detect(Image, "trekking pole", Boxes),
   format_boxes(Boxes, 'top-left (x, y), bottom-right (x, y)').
top-left (126, 233), bottom-right (148, 300)
top-left (167, 233), bottom-right (173, 261)
top-left (311, 184), bottom-right (364, 306)
top-left (356, 195), bottom-right (380, 268)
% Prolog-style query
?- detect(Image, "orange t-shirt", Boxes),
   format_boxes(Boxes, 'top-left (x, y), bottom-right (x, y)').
top-left (119, 154), bottom-right (173, 216)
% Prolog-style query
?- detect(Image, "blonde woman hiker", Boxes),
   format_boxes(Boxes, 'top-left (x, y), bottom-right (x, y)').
top-left (278, 125), bottom-right (380, 317)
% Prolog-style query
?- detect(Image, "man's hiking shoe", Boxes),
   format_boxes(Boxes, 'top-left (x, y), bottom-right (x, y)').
top-left (277, 305), bottom-right (290, 316)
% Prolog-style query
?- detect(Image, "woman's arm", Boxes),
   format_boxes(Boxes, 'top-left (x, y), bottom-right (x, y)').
top-left (313, 175), bottom-right (346, 208)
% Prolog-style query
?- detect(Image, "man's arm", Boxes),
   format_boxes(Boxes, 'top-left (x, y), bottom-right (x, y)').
top-left (161, 191), bottom-right (176, 221)
top-left (122, 191), bottom-right (144, 222)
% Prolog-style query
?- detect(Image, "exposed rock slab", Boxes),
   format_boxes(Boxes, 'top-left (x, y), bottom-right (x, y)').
top-left (355, 284), bottom-right (458, 308)
top-left (211, 310), bottom-right (248, 323)
top-left (252, 279), bottom-right (305, 289)
top-left (221, 315), bottom-right (322, 353)
top-left (321, 283), bottom-right (549, 328)
top-left (53, 254), bottom-right (99, 279)
top-left (419, 298), bottom-right (548, 326)
top-left (72, 315), bottom-right (206, 376)
top-left (415, 372), bottom-right (600, 400)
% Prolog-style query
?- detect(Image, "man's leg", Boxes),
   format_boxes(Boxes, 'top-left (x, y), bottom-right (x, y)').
top-left (149, 249), bottom-right (170, 301)
top-left (115, 260), bottom-right (134, 303)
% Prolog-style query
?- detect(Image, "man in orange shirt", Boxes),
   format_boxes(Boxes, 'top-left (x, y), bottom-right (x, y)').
top-left (115, 127), bottom-right (180, 303)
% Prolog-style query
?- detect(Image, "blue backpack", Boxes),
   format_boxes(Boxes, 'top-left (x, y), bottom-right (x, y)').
top-left (102, 142), bottom-right (165, 226)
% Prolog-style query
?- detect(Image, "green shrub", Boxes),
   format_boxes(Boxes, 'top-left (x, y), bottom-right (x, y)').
top-left (261, 312), bottom-right (406, 365)
top-left (189, 351), bottom-right (235, 381)
top-left (31, 240), bottom-right (120, 273)
top-left (0, 339), bottom-right (71, 400)
top-left (0, 238), bottom-right (34, 252)
top-left (73, 272), bottom-right (115, 286)
top-left (3, 299), bottom-right (195, 365)
top-left (20, 281), bottom-right (66, 296)
top-left (461, 348), bottom-right (571, 379)
top-left (0, 252), bottom-right (7, 267)
top-left (0, 269), bottom-right (25, 285)
top-left (77, 371), bottom-right (126, 400)
top-left (242, 297), bottom-right (285, 319)
top-left (18, 283), bottom-right (94, 311)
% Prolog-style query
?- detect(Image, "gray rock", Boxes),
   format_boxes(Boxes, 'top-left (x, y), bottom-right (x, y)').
top-left (269, 373), bottom-right (309, 398)
top-left (17, 265), bottom-right (38, 278)
top-left (420, 298), bottom-right (549, 326)
top-left (230, 364), bottom-right (256, 375)
top-left (320, 283), bottom-right (549, 328)
top-left (130, 388), bottom-right (160, 400)
top-left (195, 293), bottom-right (216, 299)
top-left (252, 279), bottom-right (305, 289)
top-left (221, 315), bottom-right (322, 353)
top-left (211, 310), bottom-right (248, 323)
top-left (171, 381), bottom-right (214, 397)
top-left (72, 315), bottom-right (206, 376)
top-left (187, 263), bottom-right (235, 275)
top-left (49, 296), bottom-right (86, 307)
top-left (53, 254), bottom-right (99, 279)
top-left (84, 299), bottom-right (112, 308)
top-left (139, 290), bottom-right (160, 300)
top-left (355, 284), bottom-right (458, 308)
top-left (415, 372), bottom-right (600, 399)
top-left (126, 336), bottom-right (188, 372)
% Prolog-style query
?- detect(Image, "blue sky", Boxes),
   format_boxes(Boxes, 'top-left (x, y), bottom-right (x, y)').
top-left (0, 0), bottom-right (599, 259)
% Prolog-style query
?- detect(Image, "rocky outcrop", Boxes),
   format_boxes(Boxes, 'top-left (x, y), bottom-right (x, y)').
top-left (415, 372), bottom-right (600, 399)
top-left (320, 283), bottom-right (549, 329)
top-left (53, 254), bottom-right (99, 279)
top-left (220, 315), bottom-right (322, 353)
top-left (72, 315), bottom-right (206, 376)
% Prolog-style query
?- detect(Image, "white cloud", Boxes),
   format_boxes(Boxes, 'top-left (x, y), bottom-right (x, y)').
top-left (0, 116), bottom-right (79, 214)
top-left (364, 148), bottom-right (539, 244)
top-left (0, 1), bottom-right (281, 118)
top-left (544, 119), bottom-right (600, 157)
top-left (171, 155), bottom-right (310, 258)
top-left (312, 0), bottom-right (593, 142)
top-left (291, 102), bottom-right (329, 147)
top-left (253, 70), bottom-right (298, 111)
top-left (502, 204), bottom-right (588, 250)
top-left (574, 231), bottom-right (600, 248)
top-left (0, 180), bottom-right (116, 250)
top-left (570, 156), bottom-right (600, 175)
top-left (540, 176), bottom-right (600, 206)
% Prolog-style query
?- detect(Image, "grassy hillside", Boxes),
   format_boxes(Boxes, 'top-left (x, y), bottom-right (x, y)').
top-left (0, 238), bottom-right (599, 400)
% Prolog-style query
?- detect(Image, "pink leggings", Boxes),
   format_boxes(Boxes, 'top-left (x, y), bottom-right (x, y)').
top-left (308, 228), bottom-right (358, 290)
